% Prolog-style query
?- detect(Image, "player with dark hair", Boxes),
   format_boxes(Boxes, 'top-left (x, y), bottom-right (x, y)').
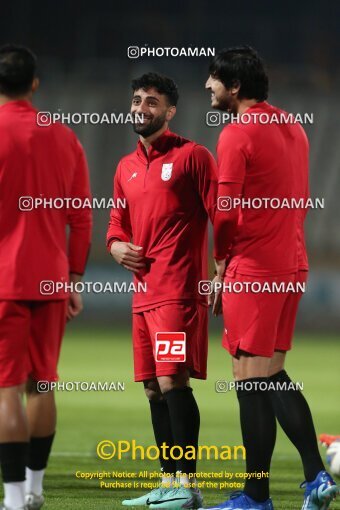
top-left (0, 44), bottom-right (92, 510)
top-left (204, 46), bottom-right (339, 510)
top-left (0, 45), bottom-right (37, 97)
top-left (107, 72), bottom-right (217, 509)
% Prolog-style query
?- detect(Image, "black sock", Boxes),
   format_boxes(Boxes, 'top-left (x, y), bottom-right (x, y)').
top-left (149, 400), bottom-right (177, 477)
top-left (163, 387), bottom-right (200, 476)
top-left (269, 370), bottom-right (324, 481)
top-left (237, 377), bottom-right (276, 502)
top-left (27, 433), bottom-right (55, 470)
top-left (0, 442), bottom-right (28, 482)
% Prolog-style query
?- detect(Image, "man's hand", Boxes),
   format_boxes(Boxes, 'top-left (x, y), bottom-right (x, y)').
top-left (208, 258), bottom-right (227, 317)
top-left (110, 241), bottom-right (145, 273)
top-left (214, 258), bottom-right (226, 278)
top-left (67, 273), bottom-right (83, 321)
top-left (208, 274), bottom-right (223, 317)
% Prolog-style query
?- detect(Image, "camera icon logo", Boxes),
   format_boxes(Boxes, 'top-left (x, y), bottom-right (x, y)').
top-left (198, 280), bottom-right (212, 296)
top-left (37, 381), bottom-right (50, 393)
top-left (206, 111), bottom-right (221, 127)
top-left (37, 112), bottom-right (52, 126)
top-left (40, 280), bottom-right (55, 295)
top-left (19, 196), bottom-right (34, 211)
top-left (217, 196), bottom-right (233, 211)
top-left (215, 380), bottom-right (229, 393)
top-left (127, 46), bottom-right (140, 59)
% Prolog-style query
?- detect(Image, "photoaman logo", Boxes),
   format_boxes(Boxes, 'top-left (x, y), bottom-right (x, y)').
top-left (155, 332), bottom-right (186, 362)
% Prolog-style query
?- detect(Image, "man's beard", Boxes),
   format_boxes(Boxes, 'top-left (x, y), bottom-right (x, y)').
top-left (133, 112), bottom-right (167, 137)
top-left (213, 93), bottom-right (235, 113)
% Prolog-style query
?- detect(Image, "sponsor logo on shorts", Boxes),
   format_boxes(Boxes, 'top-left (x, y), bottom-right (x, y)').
top-left (155, 332), bottom-right (186, 362)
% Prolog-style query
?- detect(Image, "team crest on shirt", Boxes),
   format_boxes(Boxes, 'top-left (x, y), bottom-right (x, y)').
top-left (161, 163), bottom-right (173, 181)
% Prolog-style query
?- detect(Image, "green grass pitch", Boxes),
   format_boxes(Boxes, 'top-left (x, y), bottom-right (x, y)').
top-left (4, 328), bottom-right (340, 509)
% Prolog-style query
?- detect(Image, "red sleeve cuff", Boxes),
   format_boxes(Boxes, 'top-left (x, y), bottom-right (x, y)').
top-left (69, 239), bottom-right (91, 276)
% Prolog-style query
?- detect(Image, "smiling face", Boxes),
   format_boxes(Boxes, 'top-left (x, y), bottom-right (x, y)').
top-left (131, 87), bottom-right (176, 138)
top-left (205, 75), bottom-right (239, 113)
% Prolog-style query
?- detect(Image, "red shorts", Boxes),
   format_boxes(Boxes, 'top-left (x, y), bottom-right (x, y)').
top-left (132, 302), bottom-right (208, 382)
top-left (222, 271), bottom-right (307, 358)
top-left (0, 300), bottom-right (67, 387)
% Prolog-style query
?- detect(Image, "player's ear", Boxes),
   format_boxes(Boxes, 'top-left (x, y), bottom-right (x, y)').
top-left (166, 105), bottom-right (176, 121)
top-left (230, 80), bottom-right (240, 97)
top-left (31, 77), bottom-right (39, 94)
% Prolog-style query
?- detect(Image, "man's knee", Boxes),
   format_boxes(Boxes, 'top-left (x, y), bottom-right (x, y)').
top-left (157, 371), bottom-right (190, 394)
top-left (143, 379), bottom-right (162, 402)
top-left (0, 383), bottom-right (26, 398)
top-left (268, 351), bottom-right (286, 377)
top-left (233, 351), bottom-right (272, 380)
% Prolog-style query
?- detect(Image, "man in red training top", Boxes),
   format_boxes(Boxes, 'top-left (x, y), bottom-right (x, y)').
top-left (107, 72), bottom-right (217, 510)
top-left (0, 45), bottom-right (92, 510)
top-left (204, 46), bottom-right (339, 510)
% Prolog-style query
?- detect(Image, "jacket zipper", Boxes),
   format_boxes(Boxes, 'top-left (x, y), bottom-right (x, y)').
top-left (143, 152), bottom-right (150, 189)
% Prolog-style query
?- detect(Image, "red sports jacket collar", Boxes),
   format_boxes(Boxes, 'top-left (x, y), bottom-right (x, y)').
top-left (136, 129), bottom-right (178, 163)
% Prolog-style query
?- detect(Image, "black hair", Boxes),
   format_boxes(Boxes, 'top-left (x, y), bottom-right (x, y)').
top-left (0, 44), bottom-right (37, 97)
top-left (209, 46), bottom-right (268, 101)
top-left (131, 72), bottom-right (179, 106)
